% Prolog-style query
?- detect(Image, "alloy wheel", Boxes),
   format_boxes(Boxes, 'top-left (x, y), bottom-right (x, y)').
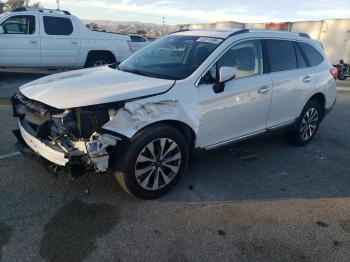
top-left (134, 138), bottom-right (182, 190)
top-left (300, 107), bottom-right (319, 141)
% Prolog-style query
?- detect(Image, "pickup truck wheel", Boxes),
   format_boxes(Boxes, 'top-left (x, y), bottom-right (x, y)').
top-left (85, 53), bottom-right (114, 68)
top-left (286, 100), bottom-right (321, 146)
top-left (113, 125), bottom-right (189, 199)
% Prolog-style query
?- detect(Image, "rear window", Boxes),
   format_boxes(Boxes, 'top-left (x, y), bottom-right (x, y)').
top-left (43, 16), bottom-right (73, 35)
top-left (130, 35), bottom-right (146, 42)
top-left (266, 40), bottom-right (297, 72)
top-left (297, 42), bottom-right (324, 67)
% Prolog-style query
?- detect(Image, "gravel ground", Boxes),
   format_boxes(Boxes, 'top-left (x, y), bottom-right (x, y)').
top-left (0, 72), bottom-right (349, 262)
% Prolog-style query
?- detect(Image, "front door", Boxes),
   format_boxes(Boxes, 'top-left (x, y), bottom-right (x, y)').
top-left (196, 40), bottom-right (273, 148)
top-left (0, 14), bottom-right (41, 67)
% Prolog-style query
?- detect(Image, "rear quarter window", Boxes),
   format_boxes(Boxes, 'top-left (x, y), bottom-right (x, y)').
top-left (43, 16), bottom-right (73, 36)
top-left (297, 42), bottom-right (324, 67)
top-left (265, 40), bottom-right (298, 72)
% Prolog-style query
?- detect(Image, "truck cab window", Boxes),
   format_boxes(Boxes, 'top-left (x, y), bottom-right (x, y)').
top-left (43, 16), bottom-right (73, 36)
top-left (1, 15), bottom-right (35, 34)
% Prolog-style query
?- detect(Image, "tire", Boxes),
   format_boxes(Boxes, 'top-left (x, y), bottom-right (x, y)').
top-left (113, 124), bottom-right (190, 199)
top-left (338, 73), bottom-right (347, 81)
top-left (85, 53), bottom-right (115, 68)
top-left (286, 100), bottom-right (322, 146)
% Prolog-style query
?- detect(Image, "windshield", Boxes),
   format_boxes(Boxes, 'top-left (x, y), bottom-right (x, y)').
top-left (119, 35), bottom-right (223, 80)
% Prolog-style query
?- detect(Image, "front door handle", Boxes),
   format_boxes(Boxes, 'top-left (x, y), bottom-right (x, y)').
top-left (71, 41), bottom-right (79, 45)
top-left (258, 86), bottom-right (271, 94)
top-left (29, 40), bottom-right (37, 44)
top-left (303, 76), bottom-right (312, 83)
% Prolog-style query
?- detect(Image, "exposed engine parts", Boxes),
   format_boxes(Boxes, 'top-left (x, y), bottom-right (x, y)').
top-left (12, 92), bottom-right (121, 173)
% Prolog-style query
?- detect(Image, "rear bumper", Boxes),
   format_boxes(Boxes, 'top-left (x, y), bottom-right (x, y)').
top-left (18, 119), bottom-right (68, 166)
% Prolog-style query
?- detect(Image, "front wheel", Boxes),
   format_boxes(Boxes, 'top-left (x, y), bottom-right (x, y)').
top-left (286, 100), bottom-right (322, 146)
top-left (113, 125), bottom-right (190, 199)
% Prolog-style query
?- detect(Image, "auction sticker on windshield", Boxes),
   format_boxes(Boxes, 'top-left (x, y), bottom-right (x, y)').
top-left (196, 37), bottom-right (223, 44)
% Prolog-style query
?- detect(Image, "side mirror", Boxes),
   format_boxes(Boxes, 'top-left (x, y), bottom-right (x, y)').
top-left (213, 67), bottom-right (237, 93)
top-left (219, 66), bottom-right (237, 83)
top-left (0, 26), bottom-right (4, 34)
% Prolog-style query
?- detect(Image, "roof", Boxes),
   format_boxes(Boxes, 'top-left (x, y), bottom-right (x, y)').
top-left (172, 29), bottom-right (242, 38)
top-left (172, 29), bottom-right (311, 39)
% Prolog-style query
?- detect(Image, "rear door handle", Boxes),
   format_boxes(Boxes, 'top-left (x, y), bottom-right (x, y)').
top-left (71, 41), bottom-right (79, 45)
top-left (303, 76), bottom-right (312, 83)
top-left (29, 40), bottom-right (37, 44)
top-left (258, 86), bottom-right (271, 94)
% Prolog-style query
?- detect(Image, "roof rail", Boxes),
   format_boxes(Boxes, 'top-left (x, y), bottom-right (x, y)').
top-left (299, 32), bottom-right (311, 38)
top-left (227, 29), bottom-right (249, 38)
top-left (11, 7), bottom-right (71, 15)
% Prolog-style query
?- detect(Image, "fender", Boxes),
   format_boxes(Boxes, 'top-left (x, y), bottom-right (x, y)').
top-left (102, 100), bottom-right (195, 139)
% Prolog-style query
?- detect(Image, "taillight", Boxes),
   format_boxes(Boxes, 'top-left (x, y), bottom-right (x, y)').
top-left (330, 67), bottom-right (338, 80)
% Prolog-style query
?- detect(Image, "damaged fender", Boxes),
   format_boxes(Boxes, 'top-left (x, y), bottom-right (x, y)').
top-left (102, 100), bottom-right (194, 139)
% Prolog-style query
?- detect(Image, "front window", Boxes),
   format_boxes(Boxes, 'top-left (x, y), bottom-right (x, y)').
top-left (200, 40), bottom-right (263, 84)
top-left (119, 35), bottom-right (223, 80)
top-left (1, 15), bottom-right (35, 34)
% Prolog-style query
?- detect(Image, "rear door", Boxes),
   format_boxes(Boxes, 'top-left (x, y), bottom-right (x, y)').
top-left (265, 39), bottom-right (312, 128)
top-left (0, 14), bottom-right (41, 67)
top-left (39, 15), bottom-right (81, 67)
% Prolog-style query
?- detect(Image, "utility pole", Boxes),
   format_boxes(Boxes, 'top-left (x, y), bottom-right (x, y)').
top-left (57, 0), bottom-right (60, 10)
top-left (161, 16), bottom-right (166, 36)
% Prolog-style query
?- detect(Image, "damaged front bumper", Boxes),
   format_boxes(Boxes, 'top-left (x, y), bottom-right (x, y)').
top-left (17, 119), bottom-right (68, 166)
top-left (12, 93), bottom-right (121, 176)
top-left (14, 118), bottom-right (119, 176)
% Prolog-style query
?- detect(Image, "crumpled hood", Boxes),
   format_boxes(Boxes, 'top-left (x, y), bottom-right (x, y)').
top-left (20, 66), bottom-right (175, 109)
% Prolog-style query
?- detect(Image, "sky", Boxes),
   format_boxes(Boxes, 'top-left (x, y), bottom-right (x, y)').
top-left (35, 0), bottom-right (350, 25)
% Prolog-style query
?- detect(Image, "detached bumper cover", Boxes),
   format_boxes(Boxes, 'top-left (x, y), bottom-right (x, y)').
top-left (18, 119), bottom-right (68, 166)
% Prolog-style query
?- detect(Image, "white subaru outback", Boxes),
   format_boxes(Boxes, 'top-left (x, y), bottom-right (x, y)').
top-left (12, 29), bottom-right (337, 199)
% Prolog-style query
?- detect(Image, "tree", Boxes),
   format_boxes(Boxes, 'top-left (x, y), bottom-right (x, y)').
top-left (0, 2), bottom-right (5, 14)
top-left (0, 0), bottom-right (41, 13)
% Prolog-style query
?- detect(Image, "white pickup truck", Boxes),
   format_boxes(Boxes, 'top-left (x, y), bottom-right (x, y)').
top-left (0, 7), bottom-right (149, 68)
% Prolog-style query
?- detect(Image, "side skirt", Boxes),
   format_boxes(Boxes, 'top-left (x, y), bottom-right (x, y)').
top-left (204, 120), bottom-right (297, 151)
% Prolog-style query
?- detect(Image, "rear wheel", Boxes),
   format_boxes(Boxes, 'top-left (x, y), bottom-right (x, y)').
top-left (113, 125), bottom-right (190, 199)
top-left (85, 53), bottom-right (115, 68)
top-left (286, 100), bottom-right (322, 146)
